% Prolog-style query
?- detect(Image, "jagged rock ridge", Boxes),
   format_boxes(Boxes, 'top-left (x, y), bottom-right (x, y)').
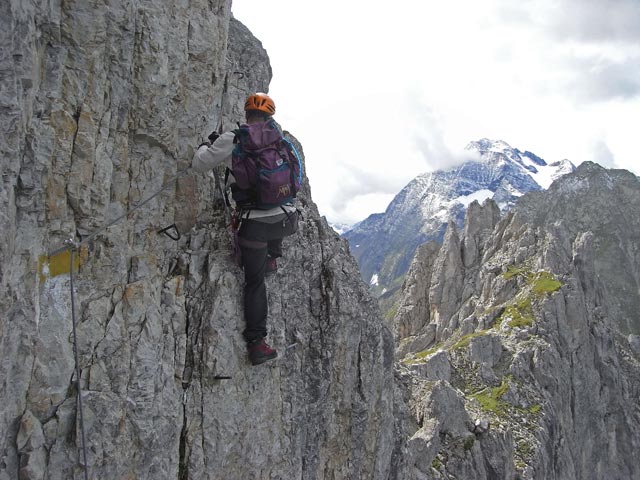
top-left (344, 139), bottom-right (574, 298)
top-left (392, 162), bottom-right (640, 479)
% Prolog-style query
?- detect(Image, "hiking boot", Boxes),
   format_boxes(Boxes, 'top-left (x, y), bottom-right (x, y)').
top-left (248, 338), bottom-right (277, 365)
top-left (266, 257), bottom-right (278, 275)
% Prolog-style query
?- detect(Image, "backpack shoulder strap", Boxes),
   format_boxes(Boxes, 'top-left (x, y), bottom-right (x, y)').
top-left (282, 137), bottom-right (304, 184)
top-left (232, 126), bottom-right (244, 144)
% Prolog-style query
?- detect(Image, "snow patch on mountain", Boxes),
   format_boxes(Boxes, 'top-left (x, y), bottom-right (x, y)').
top-left (433, 208), bottom-right (450, 222)
top-left (520, 154), bottom-right (575, 189)
top-left (453, 189), bottom-right (494, 207)
top-left (467, 139), bottom-right (576, 193)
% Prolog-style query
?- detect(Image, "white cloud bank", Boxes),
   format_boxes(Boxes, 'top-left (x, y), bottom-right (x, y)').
top-left (232, 0), bottom-right (640, 225)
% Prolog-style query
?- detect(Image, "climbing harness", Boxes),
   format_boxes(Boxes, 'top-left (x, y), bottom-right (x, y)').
top-left (213, 167), bottom-right (232, 225)
top-left (228, 209), bottom-right (243, 267)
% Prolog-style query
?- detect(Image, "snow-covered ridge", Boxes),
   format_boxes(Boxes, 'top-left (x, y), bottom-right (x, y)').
top-left (466, 138), bottom-right (575, 191)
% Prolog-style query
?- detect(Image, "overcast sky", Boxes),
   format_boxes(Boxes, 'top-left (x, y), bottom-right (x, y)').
top-left (231, 0), bottom-right (640, 226)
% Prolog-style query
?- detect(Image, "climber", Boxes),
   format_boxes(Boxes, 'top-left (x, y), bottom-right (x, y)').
top-left (192, 92), bottom-right (300, 366)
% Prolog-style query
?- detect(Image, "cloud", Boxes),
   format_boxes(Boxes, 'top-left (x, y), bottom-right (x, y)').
top-left (408, 100), bottom-right (482, 171)
top-left (326, 162), bottom-right (409, 214)
top-left (590, 140), bottom-right (616, 168)
top-left (565, 57), bottom-right (640, 102)
top-left (413, 133), bottom-right (483, 171)
top-left (496, 0), bottom-right (640, 44)
top-left (546, 0), bottom-right (640, 44)
top-left (336, 193), bottom-right (397, 224)
top-left (493, 0), bottom-right (640, 103)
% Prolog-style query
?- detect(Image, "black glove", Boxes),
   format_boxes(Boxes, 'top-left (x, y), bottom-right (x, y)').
top-left (208, 131), bottom-right (220, 143)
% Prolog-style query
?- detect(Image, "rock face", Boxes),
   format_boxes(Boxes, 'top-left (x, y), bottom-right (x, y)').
top-left (4, 2), bottom-right (640, 479)
top-left (1, 2), bottom-right (395, 479)
top-left (394, 162), bottom-right (640, 479)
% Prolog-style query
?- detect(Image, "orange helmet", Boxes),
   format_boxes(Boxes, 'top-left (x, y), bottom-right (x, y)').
top-left (244, 93), bottom-right (276, 115)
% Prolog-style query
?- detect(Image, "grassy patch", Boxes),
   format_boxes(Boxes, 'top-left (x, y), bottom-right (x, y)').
top-left (503, 297), bottom-right (534, 328)
top-left (403, 344), bottom-right (443, 364)
top-left (504, 264), bottom-right (562, 297)
top-left (516, 440), bottom-right (534, 458)
top-left (503, 265), bottom-right (529, 280)
top-left (528, 404), bottom-right (542, 414)
top-left (452, 331), bottom-right (489, 350)
top-left (531, 271), bottom-right (562, 295)
top-left (497, 266), bottom-right (562, 330)
top-left (470, 376), bottom-right (510, 414)
top-left (414, 346), bottom-right (441, 360)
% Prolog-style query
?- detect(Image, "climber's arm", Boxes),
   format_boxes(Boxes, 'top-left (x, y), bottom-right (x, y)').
top-left (192, 131), bottom-right (235, 173)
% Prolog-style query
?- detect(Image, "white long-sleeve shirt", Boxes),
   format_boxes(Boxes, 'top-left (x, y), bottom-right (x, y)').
top-left (192, 131), bottom-right (236, 173)
top-left (191, 131), bottom-right (297, 219)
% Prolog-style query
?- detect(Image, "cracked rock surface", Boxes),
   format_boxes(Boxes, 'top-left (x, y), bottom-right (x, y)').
top-left (394, 163), bottom-right (640, 479)
top-left (3, 2), bottom-right (640, 480)
top-left (1, 2), bottom-right (395, 479)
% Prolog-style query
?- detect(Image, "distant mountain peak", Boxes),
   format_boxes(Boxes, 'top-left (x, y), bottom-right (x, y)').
top-left (344, 139), bottom-right (576, 297)
top-left (466, 138), bottom-right (515, 154)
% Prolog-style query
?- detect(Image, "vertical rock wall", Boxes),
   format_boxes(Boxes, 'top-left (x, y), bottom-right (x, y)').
top-left (1, 2), bottom-right (396, 479)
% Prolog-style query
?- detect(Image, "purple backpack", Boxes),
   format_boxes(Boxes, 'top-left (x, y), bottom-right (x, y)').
top-left (231, 119), bottom-right (302, 209)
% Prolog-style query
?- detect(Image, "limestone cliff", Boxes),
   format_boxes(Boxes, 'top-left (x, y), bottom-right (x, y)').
top-left (1, 2), bottom-right (394, 479)
top-left (394, 162), bottom-right (640, 479)
top-left (4, 2), bottom-right (640, 480)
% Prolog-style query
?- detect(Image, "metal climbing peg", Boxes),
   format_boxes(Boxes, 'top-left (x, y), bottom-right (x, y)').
top-left (64, 238), bottom-right (80, 250)
top-left (158, 224), bottom-right (181, 241)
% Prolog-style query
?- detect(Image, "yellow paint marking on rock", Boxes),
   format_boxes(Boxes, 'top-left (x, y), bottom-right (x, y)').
top-left (38, 247), bottom-right (87, 282)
